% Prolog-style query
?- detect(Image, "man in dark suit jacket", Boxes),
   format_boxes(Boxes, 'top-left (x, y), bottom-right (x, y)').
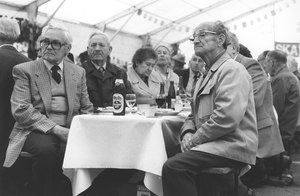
top-left (0, 18), bottom-right (30, 194)
top-left (174, 54), bottom-right (205, 96)
top-left (227, 32), bottom-right (284, 187)
top-left (266, 50), bottom-right (300, 153)
top-left (83, 31), bottom-right (131, 110)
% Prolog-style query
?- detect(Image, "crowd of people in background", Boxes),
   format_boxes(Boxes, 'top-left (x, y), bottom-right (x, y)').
top-left (1, 17), bottom-right (300, 196)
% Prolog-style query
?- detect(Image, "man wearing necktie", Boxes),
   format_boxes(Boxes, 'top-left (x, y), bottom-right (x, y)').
top-left (174, 54), bottom-right (205, 97)
top-left (83, 31), bottom-right (131, 110)
top-left (3, 23), bottom-right (93, 196)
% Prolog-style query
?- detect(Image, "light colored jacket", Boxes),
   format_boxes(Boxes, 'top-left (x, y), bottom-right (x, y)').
top-left (127, 67), bottom-right (158, 105)
top-left (181, 53), bottom-right (258, 165)
top-left (4, 58), bottom-right (93, 167)
top-left (149, 66), bottom-right (179, 95)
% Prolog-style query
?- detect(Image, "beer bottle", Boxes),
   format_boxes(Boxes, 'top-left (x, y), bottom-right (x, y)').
top-left (113, 79), bottom-right (126, 115)
top-left (166, 81), bottom-right (176, 109)
top-left (177, 76), bottom-right (187, 103)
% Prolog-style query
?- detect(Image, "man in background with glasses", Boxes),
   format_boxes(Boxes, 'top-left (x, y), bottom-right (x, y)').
top-left (174, 54), bottom-right (206, 97)
top-left (3, 23), bottom-right (93, 196)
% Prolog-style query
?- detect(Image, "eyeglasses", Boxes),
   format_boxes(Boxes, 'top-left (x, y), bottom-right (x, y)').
top-left (189, 30), bottom-right (217, 43)
top-left (192, 57), bottom-right (204, 63)
top-left (40, 39), bottom-right (68, 50)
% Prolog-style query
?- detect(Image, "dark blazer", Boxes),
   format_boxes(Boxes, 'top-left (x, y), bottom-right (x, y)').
top-left (83, 59), bottom-right (131, 108)
top-left (272, 66), bottom-right (300, 143)
top-left (235, 54), bottom-right (284, 158)
top-left (0, 45), bottom-right (30, 166)
top-left (174, 68), bottom-right (190, 88)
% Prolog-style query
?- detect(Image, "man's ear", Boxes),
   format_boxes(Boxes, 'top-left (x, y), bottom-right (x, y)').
top-left (218, 33), bottom-right (226, 47)
top-left (66, 44), bottom-right (72, 52)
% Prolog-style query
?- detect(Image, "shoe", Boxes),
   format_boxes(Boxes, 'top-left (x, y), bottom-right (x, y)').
top-left (242, 175), bottom-right (268, 188)
top-left (247, 188), bottom-right (257, 196)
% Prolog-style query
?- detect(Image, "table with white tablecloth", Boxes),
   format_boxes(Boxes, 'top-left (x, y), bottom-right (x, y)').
top-left (63, 112), bottom-right (188, 196)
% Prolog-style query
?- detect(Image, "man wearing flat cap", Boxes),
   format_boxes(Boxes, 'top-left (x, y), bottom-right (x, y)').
top-left (172, 53), bottom-right (186, 71)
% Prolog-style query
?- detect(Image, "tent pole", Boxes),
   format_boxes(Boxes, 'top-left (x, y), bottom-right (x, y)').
top-left (110, 11), bottom-right (136, 42)
top-left (42, 0), bottom-right (66, 27)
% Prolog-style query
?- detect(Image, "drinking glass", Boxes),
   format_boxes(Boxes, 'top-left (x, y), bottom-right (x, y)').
top-left (125, 94), bottom-right (136, 114)
top-left (155, 94), bottom-right (166, 108)
top-left (179, 93), bottom-right (187, 104)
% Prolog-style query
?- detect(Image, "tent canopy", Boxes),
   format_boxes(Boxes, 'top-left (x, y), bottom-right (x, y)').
top-left (0, 0), bottom-right (299, 59)
top-left (0, 0), bottom-right (291, 44)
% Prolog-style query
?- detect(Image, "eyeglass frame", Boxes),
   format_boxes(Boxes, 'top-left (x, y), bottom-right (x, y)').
top-left (189, 30), bottom-right (218, 43)
top-left (40, 39), bottom-right (69, 50)
top-left (192, 57), bottom-right (205, 63)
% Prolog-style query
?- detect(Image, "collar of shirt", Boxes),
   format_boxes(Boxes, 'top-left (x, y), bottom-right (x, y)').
top-left (44, 60), bottom-right (64, 72)
top-left (233, 54), bottom-right (238, 60)
top-left (92, 61), bottom-right (106, 71)
top-left (189, 68), bottom-right (199, 79)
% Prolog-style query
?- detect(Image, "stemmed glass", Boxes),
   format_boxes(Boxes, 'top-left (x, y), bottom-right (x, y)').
top-left (155, 94), bottom-right (166, 108)
top-left (125, 94), bottom-right (136, 115)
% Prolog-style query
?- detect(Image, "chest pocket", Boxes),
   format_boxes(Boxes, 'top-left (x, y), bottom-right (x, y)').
top-left (196, 83), bottom-right (215, 120)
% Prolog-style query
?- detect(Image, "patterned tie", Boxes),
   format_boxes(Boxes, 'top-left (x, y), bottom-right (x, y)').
top-left (99, 66), bottom-right (105, 76)
top-left (51, 65), bottom-right (61, 84)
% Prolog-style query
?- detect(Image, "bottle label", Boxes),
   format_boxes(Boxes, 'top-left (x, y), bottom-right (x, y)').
top-left (171, 98), bottom-right (176, 109)
top-left (113, 93), bottom-right (124, 113)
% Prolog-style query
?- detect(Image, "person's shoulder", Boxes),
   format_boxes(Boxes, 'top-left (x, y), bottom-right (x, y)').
top-left (14, 59), bottom-right (36, 69)
top-left (222, 57), bottom-right (250, 77)
top-left (174, 68), bottom-right (188, 76)
top-left (240, 54), bottom-right (259, 67)
top-left (12, 59), bottom-right (39, 75)
top-left (109, 62), bottom-right (127, 74)
top-left (65, 59), bottom-right (85, 72)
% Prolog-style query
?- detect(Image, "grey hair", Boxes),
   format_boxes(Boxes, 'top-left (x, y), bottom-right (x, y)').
top-left (154, 45), bottom-right (171, 53)
top-left (0, 18), bottom-right (20, 42)
top-left (88, 30), bottom-right (110, 46)
top-left (41, 23), bottom-right (72, 44)
top-left (228, 31), bottom-right (240, 51)
top-left (205, 21), bottom-right (230, 49)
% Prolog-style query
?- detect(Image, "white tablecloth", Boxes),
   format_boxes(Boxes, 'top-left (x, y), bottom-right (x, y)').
top-left (63, 112), bottom-right (187, 196)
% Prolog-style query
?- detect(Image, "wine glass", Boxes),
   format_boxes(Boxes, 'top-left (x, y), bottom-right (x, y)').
top-left (179, 93), bottom-right (187, 105)
top-left (155, 94), bottom-right (166, 108)
top-left (125, 94), bottom-right (136, 115)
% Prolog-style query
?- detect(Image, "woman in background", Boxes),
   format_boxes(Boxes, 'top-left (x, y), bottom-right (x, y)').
top-left (150, 45), bottom-right (179, 94)
top-left (127, 47), bottom-right (158, 104)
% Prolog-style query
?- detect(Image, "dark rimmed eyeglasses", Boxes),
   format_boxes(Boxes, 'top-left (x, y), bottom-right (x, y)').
top-left (40, 39), bottom-right (68, 50)
top-left (189, 30), bottom-right (218, 43)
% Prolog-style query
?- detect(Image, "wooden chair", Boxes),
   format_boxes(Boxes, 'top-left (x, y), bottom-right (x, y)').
top-left (198, 165), bottom-right (251, 196)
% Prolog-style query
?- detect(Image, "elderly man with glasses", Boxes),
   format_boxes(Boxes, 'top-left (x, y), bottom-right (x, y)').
top-left (162, 21), bottom-right (258, 196)
top-left (174, 54), bottom-right (206, 97)
top-left (3, 23), bottom-right (93, 196)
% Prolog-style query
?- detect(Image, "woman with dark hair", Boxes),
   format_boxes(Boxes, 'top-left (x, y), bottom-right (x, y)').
top-left (127, 47), bottom-right (158, 104)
